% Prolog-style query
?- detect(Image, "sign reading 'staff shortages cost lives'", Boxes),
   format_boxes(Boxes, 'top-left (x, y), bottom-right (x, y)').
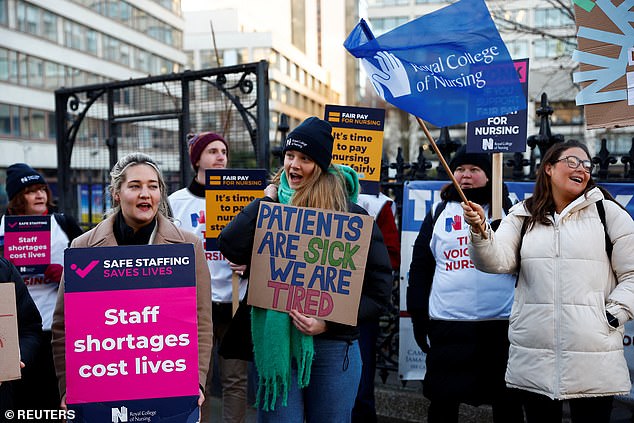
top-left (63, 244), bottom-right (200, 422)
top-left (205, 169), bottom-right (267, 251)
top-left (3, 215), bottom-right (51, 278)
top-left (325, 105), bottom-right (385, 195)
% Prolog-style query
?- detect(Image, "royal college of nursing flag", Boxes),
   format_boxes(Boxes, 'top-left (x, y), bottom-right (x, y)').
top-left (344, 0), bottom-right (526, 128)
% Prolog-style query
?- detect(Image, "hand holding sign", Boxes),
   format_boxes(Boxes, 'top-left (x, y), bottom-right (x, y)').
top-left (289, 310), bottom-right (327, 336)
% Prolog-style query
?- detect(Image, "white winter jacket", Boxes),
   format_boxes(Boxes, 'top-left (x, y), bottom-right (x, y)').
top-left (469, 187), bottom-right (634, 399)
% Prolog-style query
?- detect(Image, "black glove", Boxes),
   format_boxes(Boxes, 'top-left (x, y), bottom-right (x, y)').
top-left (410, 313), bottom-right (430, 353)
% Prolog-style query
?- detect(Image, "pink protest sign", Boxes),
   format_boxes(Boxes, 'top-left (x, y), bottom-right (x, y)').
top-left (63, 244), bottom-right (198, 410)
top-left (65, 287), bottom-right (198, 402)
top-left (3, 216), bottom-right (51, 274)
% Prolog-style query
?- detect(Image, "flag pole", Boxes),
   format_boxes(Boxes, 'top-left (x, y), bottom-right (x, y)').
top-left (415, 117), bottom-right (488, 239)
top-left (491, 153), bottom-right (503, 220)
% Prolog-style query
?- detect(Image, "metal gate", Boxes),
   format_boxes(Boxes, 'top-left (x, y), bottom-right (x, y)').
top-left (55, 61), bottom-right (270, 229)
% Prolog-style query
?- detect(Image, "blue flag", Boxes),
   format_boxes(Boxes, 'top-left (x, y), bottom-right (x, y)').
top-left (344, 0), bottom-right (526, 127)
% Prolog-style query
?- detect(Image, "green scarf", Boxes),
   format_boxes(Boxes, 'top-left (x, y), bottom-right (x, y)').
top-left (277, 164), bottom-right (360, 205)
top-left (252, 164), bottom-right (360, 411)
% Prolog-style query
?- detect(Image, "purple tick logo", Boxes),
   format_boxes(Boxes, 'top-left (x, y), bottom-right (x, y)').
top-left (7, 222), bottom-right (18, 229)
top-left (70, 260), bottom-right (100, 278)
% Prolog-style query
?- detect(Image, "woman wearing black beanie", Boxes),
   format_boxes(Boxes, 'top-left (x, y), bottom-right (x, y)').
top-left (1, 163), bottom-right (82, 412)
top-left (218, 116), bottom-right (392, 422)
top-left (407, 146), bottom-right (523, 423)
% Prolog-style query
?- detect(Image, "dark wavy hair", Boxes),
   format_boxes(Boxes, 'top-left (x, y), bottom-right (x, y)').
top-left (7, 183), bottom-right (55, 215)
top-left (524, 140), bottom-right (619, 229)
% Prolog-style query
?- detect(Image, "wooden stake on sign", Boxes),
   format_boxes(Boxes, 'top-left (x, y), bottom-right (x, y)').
top-left (415, 117), bottom-right (488, 239)
top-left (492, 153), bottom-right (503, 220)
top-left (232, 272), bottom-right (239, 317)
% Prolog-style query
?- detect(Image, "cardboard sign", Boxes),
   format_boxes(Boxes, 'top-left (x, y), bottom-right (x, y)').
top-left (325, 105), bottom-right (385, 195)
top-left (573, 1), bottom-right (634, 129)
top-left (205, 169), bottom-right (267, 251)
top-left (248, 202), bottom-right (373, 325)
top-left (466, 59), bottom-right (529, 153)
top-left (0, 283), bottom-right (20, 382)
top-left (63, 244), bottom-right (199, 421)
top-left (3, 215), bottom-right (51, 278)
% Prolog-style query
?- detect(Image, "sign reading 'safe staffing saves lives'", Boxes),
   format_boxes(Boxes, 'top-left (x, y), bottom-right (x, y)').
top-left (205, 169), bottom-right (267, 251)
top-left (3, 215), bottom-right (51, 279)
top-left (63, 244), bottom-right (199, 423)
top-left (248, 202), bottom-right (373, 325)
top-left (325, 105), bottom-right (385, 195)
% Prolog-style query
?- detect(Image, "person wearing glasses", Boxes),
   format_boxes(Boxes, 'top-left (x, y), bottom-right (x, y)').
top-left (462, 140), bottom-right (634, 423)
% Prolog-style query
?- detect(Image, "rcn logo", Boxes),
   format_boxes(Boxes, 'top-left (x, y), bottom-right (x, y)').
top-left (190, 211), bottom-right (205, 228)
top-left (444, 215), bottom-right (462, 232)
top-left (112, 406), bottom-right (128, 423)
top-left (481, 137), bottom-right (494, 150)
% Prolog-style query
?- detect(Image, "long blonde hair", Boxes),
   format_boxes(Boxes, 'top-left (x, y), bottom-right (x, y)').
top-left (273, 165), bottom-right (349, 212)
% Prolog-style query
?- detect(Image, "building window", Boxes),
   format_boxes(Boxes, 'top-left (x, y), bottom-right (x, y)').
top-left (492, 8), bottom-right (528, 26)
top-left (370, 17), bottom-right (408, 36)
top-left (48, 111), bottom-right (56, 139)
top-left (42, 11), bottom-right (58, 42)
top-left (0, 48), bottom-right (8, 80)
top-left (64, 21), bottom-right (83, 50)
top-left (20, 107), bottom-right (30, 138)
top-left (72, 0), bottom-right (182, 48)
top-left (0, 103), bottom-right (57, 140)
top-left (533, 38), bottom-right (575, 58)
top-left (10, 105), bottom-right (20, 136)
top-left (270, 81), bottom-right (278, 101)
top-left (506, 40), bottom-right (529, 59)
top-left (86, 29), bottom-right (98, 55)
top-left (0, 0), bottom-right (7, 25)
top-left (0, 104), bottom-right (10, 135)
top-left (534, 8), bottom-right (574, 28)
top-left (18, 53), bottom-right (27, 85)
top-left (8, 50), bottom-right (17, 83)
top-left (369, 0), bottom-right (410, 5)
top-left (279, 55), bottom-right (288, 75)
top-left (30, 109), bottom-right (46, 138)
top-left (44, 62), bottom-right (61, 90)
top-left (27, 56), bottom-right (44, 88)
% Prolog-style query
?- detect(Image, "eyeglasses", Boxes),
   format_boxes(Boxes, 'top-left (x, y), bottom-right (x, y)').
top-left (555, 155), bottom-right (593, 173)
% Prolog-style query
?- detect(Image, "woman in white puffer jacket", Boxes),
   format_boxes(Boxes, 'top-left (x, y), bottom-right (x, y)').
top-left (462, 140), bottom-right (634, 423)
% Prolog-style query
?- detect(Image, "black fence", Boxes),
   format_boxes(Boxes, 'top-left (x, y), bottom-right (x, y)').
top-left (55, 61), bottom-right (270, 229)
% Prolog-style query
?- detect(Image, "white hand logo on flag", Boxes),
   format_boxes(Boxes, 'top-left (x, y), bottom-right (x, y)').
top-left (361, 51), bottom-right (411, 98)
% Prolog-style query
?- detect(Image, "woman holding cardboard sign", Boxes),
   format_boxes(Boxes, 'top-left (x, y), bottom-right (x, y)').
top-left (51, 152), bottom-right (212, 412)
top-left (218, 116), bottom-right (392, 422)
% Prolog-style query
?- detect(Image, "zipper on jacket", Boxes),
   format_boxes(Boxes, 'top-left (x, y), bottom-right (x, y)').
top-left (553, 222), bottom-right (561, 397)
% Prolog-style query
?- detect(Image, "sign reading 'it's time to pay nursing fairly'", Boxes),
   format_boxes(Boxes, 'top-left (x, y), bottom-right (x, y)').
top-left (205, 169), bottom-right (267, 251)
top-left (325, 105), bottom-right (385, 195)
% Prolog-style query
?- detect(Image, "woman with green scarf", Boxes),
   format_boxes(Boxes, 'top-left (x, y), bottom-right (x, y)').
top-left (218, 116), bottom-right (392, 422)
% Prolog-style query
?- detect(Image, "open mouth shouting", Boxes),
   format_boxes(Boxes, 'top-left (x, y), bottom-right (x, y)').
top-left (288, 171), bottom-right (303, 186)
top-left (137, 202), bottom-right (153, 212)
